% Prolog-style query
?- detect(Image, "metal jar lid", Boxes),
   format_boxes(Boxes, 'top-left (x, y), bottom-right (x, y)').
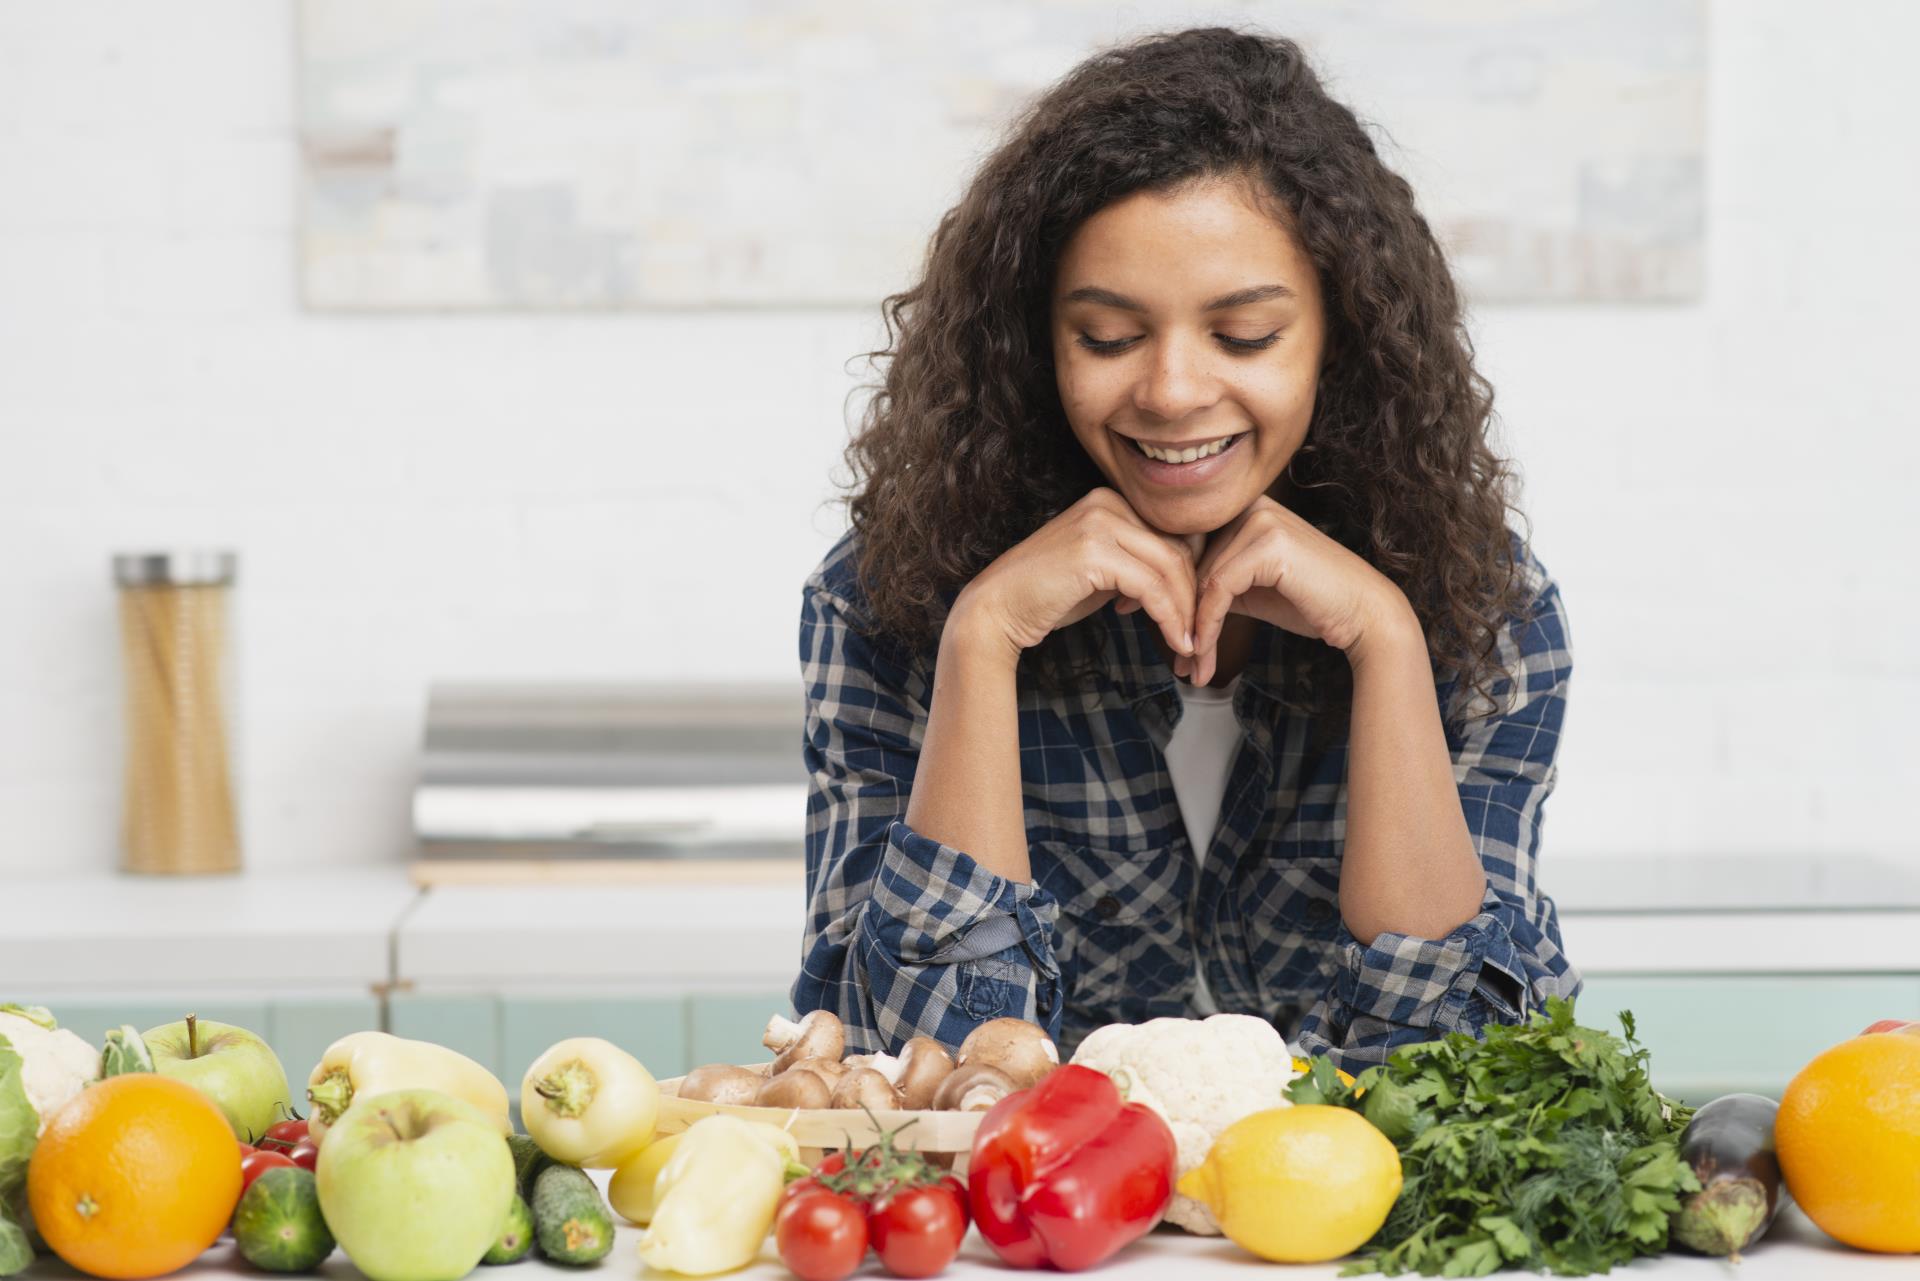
top-left (112, 551), bottom-right (238, 588)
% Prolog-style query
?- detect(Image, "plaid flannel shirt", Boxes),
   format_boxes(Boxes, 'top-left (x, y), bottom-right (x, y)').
top-left (793, 527), bottom-right (1581, 1069)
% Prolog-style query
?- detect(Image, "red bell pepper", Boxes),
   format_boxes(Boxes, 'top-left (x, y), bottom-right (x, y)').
top-left (966, 1062), bottom-right (1177, 1271)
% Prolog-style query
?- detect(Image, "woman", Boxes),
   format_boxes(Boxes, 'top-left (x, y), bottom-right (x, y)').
top-left (794, 27), bottom-right (1580, 1068)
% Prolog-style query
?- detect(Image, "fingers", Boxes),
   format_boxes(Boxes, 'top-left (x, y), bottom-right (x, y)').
top-left (1105, 520), bottom-right (1201, 659)
top-left (1192, 528), bottom-right (1268, 678)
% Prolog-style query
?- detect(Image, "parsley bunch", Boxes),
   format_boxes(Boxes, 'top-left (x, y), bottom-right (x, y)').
top-left (1286, 998), bottom-right (1700, 1277)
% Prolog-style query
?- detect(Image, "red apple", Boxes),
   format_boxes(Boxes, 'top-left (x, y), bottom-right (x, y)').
top-left (1860, 1019), bottom-right (1919, 1035)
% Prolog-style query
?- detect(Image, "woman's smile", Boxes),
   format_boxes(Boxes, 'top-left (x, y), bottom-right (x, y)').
top-left (1114, 428), bottom-right (1250, 487)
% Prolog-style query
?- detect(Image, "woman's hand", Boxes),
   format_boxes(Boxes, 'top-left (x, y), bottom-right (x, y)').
top-left (1189, 495), bottom-right (1416, 686)
top-left (952, 487), bottom-right (1201, 669)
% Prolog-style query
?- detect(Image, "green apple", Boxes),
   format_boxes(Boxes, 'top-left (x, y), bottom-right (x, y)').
top-left (315, 1088), bottom-right (515, 1281)
top-left (142, 1013), bottom-right (293, 1142)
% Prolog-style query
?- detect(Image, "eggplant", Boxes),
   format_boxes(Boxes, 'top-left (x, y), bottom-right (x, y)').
top-left (1670, 1092), bottom-right (1788, 1257)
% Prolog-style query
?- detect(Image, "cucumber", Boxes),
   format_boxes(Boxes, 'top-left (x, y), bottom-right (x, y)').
top-left (233, 1167), bottom-right (335, 1273)
top-left (531, 1165), bottom-right (614, 1265)
top-left (1671, 1092), bottom-right (1787, 1258)
top-left (482, 1194), bottom-right (535, 1265)
top-left (508, 1133), bottom-right (557, 1199)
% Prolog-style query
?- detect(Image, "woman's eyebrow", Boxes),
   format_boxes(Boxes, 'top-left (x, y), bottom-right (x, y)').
top-left (1060, 282), bottom-right (1296, 312)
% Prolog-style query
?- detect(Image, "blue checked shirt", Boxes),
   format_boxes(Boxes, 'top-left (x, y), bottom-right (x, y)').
top-left (793, 527), bottom-right (1581, 1069)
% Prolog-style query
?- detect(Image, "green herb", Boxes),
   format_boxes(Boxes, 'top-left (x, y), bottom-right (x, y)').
top-left (1287, 998), bottom-right (1699, 1277)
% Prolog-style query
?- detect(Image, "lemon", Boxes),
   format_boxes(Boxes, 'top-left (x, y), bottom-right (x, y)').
top-left (1178, 1105), bottom-right (1402, 1263)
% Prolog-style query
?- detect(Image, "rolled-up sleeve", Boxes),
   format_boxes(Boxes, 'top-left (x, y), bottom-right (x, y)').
top-left (792, 583), bottom-right (1062, 1054)
top-left (1298, 560), bottom-right (1582, 1067)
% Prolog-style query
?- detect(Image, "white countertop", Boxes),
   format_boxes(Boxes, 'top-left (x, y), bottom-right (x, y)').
top-left (11, 1186), bottom-right (1897, 1280)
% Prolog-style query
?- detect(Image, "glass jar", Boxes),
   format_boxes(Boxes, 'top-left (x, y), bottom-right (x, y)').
top-left (112, 551), bottom-right (241, 875)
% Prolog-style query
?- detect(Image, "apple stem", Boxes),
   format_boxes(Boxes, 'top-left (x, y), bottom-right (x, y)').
top-left (187, 1012), bottom-right (199, 1059)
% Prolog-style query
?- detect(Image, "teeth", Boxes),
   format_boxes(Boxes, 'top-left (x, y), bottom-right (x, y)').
top-left (1138, 434), bottom-right (1239, 464)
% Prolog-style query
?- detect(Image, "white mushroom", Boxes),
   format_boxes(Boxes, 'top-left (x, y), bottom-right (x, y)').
top-left (791, 1055), bottom-right (850, 1087)
top-left (956, 1018), bottom-right (1058, 1089)
top-left (756, 1067), bottom-right (834, 1110)
top-left (931, 1062), bottom-right (1017, 1112)
top-left (677, 1063), bottom-right (766, 1106)
top-left (764, 1011), bottom-right (846, 1074)
top-left (830, 1067), bottom-right (902, 1111)
top-left (884, 1037), bottom-right (956, 1110)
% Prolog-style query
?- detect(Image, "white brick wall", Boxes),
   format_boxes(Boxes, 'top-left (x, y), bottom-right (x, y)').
top-left (2, 1), bottom-right (1915, 874)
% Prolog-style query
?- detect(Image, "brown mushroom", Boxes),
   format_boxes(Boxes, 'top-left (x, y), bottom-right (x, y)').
top-left (883, 1037), bottom-right (956, 1110)
top-left (830, 1067), bottom-right (902, 1111)
top-left (931, 1062), bottom-right (1016, 1112)
top-left (756, 1066), bottom-right (834, 1110)
top-left (677, 1063), bottom-right (766, 1106)
top-left (764, 1011), bottom-right (846, 1074)
top-left (790, 1056), bottom-right (850, 1087)
top-left (956, 1018), bottom-right (1058, 1089)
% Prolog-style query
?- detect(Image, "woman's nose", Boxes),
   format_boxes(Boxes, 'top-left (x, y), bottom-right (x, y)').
top-left (1130, 331), bottom-right (1220, 423)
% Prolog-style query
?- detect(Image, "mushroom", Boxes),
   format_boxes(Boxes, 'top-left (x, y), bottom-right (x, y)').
top-left (841, 1053), bottom-right (875, 1072)
top-left (931, 1062), bottom-right (1016, 1112)
top-left (764, 1011), bottom-right (845, 1074)
top-left (756, 1067), bottom-right (834, 1110)
top-left (790, 1056), bottom-right (850, 1087)
top-left (956, 1018), bottom-right (1058, 1089)
top-left (830, 1067), bottom-right (902, 1111)
top-left (882, 1037), bottom-right (956, 1110)
top-left (677, 1063), bottom-right (766, 1106)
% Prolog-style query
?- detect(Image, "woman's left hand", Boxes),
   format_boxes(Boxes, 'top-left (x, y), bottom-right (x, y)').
top-left (1189, 495), bottom-right (1413, 685)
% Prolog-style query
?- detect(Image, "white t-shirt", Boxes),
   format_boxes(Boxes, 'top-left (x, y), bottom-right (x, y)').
top-left (1165, 674), bottom-right (1245, 1015)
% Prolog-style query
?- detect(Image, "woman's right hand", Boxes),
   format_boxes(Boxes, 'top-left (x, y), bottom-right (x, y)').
top-left (948, 487), bottom-right (1199, 671)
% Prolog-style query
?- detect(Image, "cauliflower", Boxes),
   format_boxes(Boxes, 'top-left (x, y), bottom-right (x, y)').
top-left (2, 1004), bottom-right (101, 1275)
top-left (1068, 1013), bottom-right (1298, 1234)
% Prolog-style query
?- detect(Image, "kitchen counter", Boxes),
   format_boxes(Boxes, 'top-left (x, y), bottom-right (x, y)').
top-left (14, 1187), bottom-right (1897, 1280)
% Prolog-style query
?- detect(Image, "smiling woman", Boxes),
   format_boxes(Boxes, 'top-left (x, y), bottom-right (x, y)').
top-left (793, 26), bottom-right (1579, 1072)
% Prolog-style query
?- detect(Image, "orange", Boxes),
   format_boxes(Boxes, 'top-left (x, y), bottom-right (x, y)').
top-left (28, 1074), bottom-right (244, 1279)
top-left (1775, 1032), bottom-right (1920, 1253)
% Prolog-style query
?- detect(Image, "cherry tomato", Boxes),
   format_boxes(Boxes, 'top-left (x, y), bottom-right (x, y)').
top-left (776, 1188), bottom-right (868, 1281)
top-left (287, 1139), bottom-right (320, 1171)
top-left (261, 1117), bottom-right (309, 1148)
top-left (240, 1149), bottom-right (296, 1194)
top-left (237, 1142), bottom-right (256, 1158)
top-left (868, 1183), bottom-right (968, 1279)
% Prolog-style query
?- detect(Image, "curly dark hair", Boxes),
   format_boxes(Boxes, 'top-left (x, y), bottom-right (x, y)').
top-left (832, 25), bottom-right (1531, 724)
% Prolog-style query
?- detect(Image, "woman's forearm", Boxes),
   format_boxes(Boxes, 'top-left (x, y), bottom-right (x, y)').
top-left (1339, 597), bottom-right (1488, 944)
top-left (903, 598), bottom-right (1034, 884)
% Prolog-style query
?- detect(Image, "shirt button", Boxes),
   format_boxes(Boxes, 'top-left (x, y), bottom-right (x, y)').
top-left (1095, 895), bottom-right (1122, 920)
top-left (1304, 900), bottom-right (1335, 927)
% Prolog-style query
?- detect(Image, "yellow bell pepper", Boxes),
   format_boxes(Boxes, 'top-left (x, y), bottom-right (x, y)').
top-left (610, 1121), bottom-right (799, 1228)
top-left (637, 1116), bottom-right (803, 1275)
top-left (521, 1037), bottom-right (660, 1168)
top-left (305, 1031), bottom-right (511, 1142)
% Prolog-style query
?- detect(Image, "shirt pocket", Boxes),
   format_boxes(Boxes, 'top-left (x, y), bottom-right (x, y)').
top-left (1244, 850), bottom-right (1346, 996)
top-left (1029, 836), bottom-right (1190, 1019)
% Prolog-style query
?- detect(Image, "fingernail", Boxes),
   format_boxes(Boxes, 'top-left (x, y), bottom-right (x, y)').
top-left (1184, 630), bottom-right (1194, 654)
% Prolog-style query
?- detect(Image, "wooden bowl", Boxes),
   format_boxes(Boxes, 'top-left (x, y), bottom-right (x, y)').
top-left (654, 1062), bottom-right (988, 1174)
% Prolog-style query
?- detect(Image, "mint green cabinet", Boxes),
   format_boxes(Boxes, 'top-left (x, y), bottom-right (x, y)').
top-left (267, 997), bottom-right (381, 1086)
top-left (501, 996), bottom-right (687, 1088)
top-left (1572, 975), bottom-right (1920, 1102)
top-left (388, 994), bottom-right (502, 1079)
top-left (688, 992), bottom-right (794, 1072)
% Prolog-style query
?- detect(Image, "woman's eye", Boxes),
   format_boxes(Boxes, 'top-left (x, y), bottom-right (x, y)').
top-left (1220, 332), bottom-right (1280, 351)
top-left (1074, 332), bottom-right (1280, 355)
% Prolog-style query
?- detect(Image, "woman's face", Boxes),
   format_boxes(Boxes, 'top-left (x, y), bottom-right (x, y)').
top-left (1051, 175), bottom-right (1328, 537)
